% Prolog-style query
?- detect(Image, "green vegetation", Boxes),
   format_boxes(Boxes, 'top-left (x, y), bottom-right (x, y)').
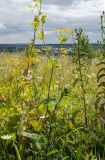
top-left (0, 0), bottom-right (105, 159)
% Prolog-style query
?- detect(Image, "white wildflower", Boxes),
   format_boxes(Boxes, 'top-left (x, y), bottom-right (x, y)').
top-left (1, 135), bottom-right (12, 140)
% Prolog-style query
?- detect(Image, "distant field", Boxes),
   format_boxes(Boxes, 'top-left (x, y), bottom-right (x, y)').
top-left (0, 43), bottom-right (98, 52)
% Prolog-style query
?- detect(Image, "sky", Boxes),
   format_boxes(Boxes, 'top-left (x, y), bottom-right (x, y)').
top-left (0, 0), bottom-right (105, 44)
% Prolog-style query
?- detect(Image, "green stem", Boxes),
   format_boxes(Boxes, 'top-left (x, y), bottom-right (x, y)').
top-left (77, 38), bottom-right (87, 127)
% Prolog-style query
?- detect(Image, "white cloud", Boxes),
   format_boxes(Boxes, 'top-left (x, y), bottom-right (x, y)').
top-left (0, 0), bottom-right (104, 43)
top-left (0, 23), bottom-right (6, 29)
top-left (43, 0), bottom-right (105, 18)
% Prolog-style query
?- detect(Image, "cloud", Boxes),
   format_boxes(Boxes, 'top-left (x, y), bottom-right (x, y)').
top-left (43, 0), bottom-right (105, 18)
top-left (0, 0), bottom-right (104, 43)
top-left (0, 23), bottom-right (6, 29)
top-left (43, 0), bottom-right (75, 6)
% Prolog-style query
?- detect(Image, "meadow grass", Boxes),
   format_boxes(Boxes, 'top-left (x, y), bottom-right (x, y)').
top-left (0, 50), bottom-right (105, 160)
top-left (0, 1), bottom-right (105, 159)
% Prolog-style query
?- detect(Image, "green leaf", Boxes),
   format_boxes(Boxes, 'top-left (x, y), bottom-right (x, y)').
top-left (60, 87), bottom-right (69, 100)
top-left (62, 156), bottom-right (69, 160)
top-left (47, 149), bottom-right (58, 156)
top-left (41, 134), bottom-right (48, 144)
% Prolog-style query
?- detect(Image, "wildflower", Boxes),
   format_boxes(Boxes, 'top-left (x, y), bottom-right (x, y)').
top-left (1, 135), bottom-right (12, 140)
